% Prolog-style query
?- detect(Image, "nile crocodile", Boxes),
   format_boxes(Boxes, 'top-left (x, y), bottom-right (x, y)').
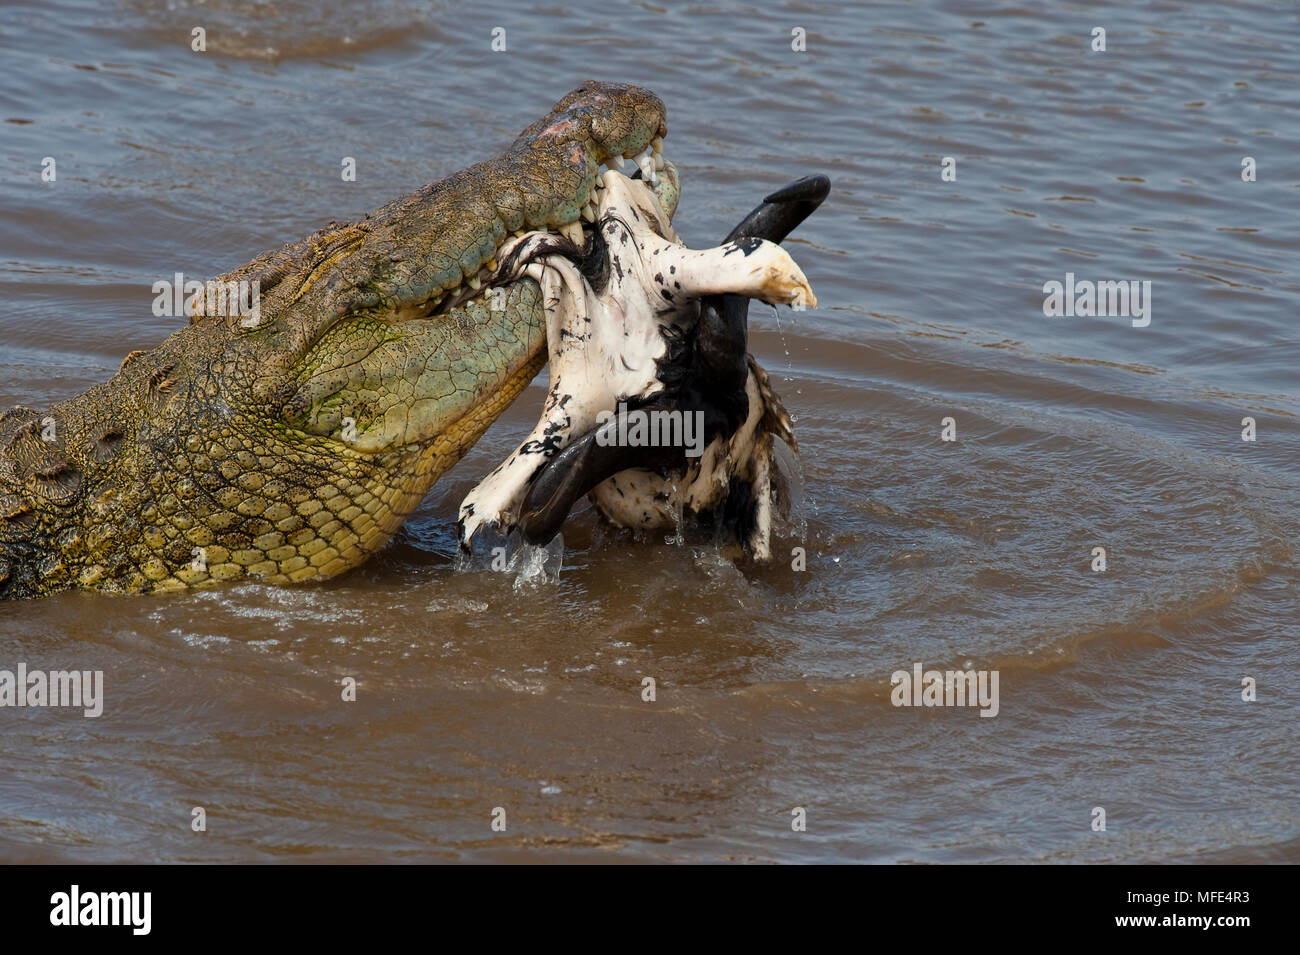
top-left (0, 83), bottom-right (673, 599)
top-left (0, 82), bottom-right (818, 600)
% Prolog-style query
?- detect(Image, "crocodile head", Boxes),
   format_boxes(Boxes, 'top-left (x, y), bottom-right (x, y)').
top-left (0, 82), bottom-right (679, 598)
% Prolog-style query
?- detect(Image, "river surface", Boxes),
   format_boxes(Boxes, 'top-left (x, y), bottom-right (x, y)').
top-left (0, 0), bottom-right (1296, 862)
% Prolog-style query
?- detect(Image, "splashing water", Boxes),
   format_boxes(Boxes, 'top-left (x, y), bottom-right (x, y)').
top-left (664, 479), bottom-right (686, 547)
top-left (510, 533), bottom-right (565, 591)
top-left (453, 527), bottom-right (564, 588)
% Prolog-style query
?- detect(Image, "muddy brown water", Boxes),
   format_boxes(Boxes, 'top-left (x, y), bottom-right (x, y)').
top-left (0, 0), bottom-right (1296, 862)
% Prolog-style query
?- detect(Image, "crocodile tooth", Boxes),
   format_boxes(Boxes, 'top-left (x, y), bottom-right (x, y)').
top-left (635, 147), bottom-right (657, 184)
top-left (487, 258), bottom-right (498, 272)
top-left (580, 203), bottom-right (595, 222)
top-left (468, 275), bottom-right (481, 290)
top-left (654, 154), bottom-right (665, 171)
top-left (560, 221), bottom-right (585, 245)
top-left (651, 136), bottom-right (664, 153)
